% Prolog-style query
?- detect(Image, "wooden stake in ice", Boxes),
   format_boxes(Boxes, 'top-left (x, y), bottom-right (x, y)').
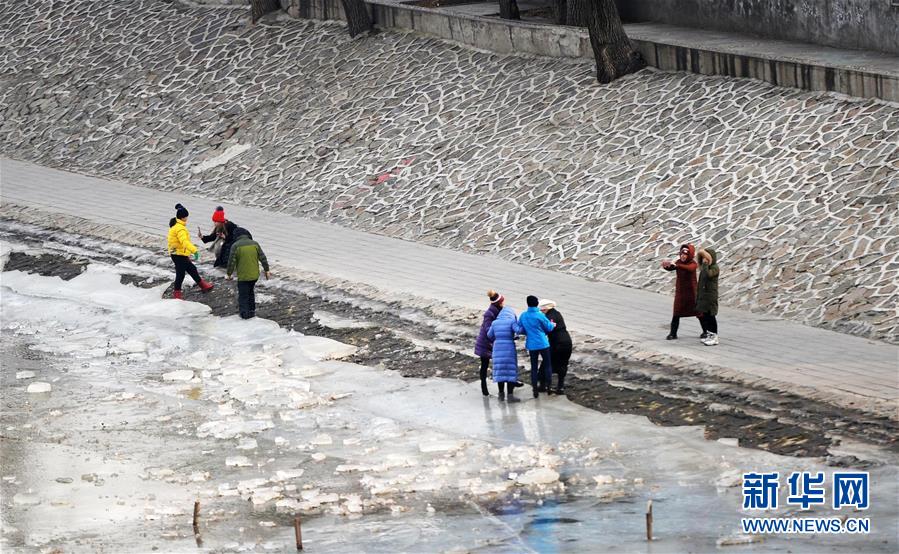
top-left (645, 500), bottom-right (653, 541)
top-left (193, 500), bottom-right (203, 546)
top-left (294, 515), bottom-right (303, 550)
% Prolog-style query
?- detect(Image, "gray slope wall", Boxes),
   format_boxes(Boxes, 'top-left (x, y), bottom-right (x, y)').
top-left (617, 0), bottom-right (899, 55)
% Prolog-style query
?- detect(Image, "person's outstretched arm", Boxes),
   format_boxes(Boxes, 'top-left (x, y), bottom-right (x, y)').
top-left (226, 244), bottom-right (239, 279)
top-left (256, 243), bottom-right (271, 279)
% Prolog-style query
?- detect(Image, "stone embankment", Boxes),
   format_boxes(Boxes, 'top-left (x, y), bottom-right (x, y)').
top-left (1, 0), bottom-right (896, 342)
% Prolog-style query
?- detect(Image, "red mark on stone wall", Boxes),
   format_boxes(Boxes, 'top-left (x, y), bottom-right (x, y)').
top-left (368, 156), bottom-right (416, 185)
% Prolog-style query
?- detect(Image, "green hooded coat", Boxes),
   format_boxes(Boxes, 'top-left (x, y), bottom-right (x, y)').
top-left (695, 248), bottom-right (719, 315)
top-left (227, 234), bottom-right (269, 282)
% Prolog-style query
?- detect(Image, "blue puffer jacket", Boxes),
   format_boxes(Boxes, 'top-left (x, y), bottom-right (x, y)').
top-left (517, 307), bottom-right (555, 351)
top-left (487, 307), bottom-right (520, 383)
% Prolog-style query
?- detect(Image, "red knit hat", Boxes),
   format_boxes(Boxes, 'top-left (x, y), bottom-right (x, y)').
top-left (212, 206), bottom-right (226, 223)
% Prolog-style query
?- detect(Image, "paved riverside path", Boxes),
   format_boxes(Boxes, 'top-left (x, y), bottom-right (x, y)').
top-left (2, 157), bottom-right (897, 415)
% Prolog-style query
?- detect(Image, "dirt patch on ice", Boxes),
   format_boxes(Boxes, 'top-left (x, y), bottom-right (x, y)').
top-left (2, 225), bottom-right (895, 464)
top-left (4, 251), bottom-right (88, 280)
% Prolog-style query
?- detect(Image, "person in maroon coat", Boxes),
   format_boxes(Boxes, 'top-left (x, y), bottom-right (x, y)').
top-left (661, 243), bottom-right (707, 340)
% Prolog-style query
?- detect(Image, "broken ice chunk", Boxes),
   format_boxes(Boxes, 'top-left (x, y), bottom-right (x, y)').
top-left (238, 478), bottom-right (269, 493)
top-left (226, 456), bottom-right (252, 467)
top-left (251, 488), bottom-right (281, 505)
top-left (162, 370), bottom-right (194, 382)
top-left (15, 371), bottom-right (35, 380)
top-left (275, 469), bottom-right (304, 481)
top-left (343, 494), bottom-right (363, 514)
top-left (418, 440), bottom-right (465, 453)
top-left (717, 534), bottom-right (763, 546)
top-left (186, 351), bottom-right (222, 370)
top-left (26, 382), bottom-right (52, 393)
top-left (311, 434), bottom-right (332, 446)
top-left (301, 489), bottom-right (339, 504)
top-left (516, 468), bottom-right (560, 486)
top-left (275, 498), bottom-right (301, 511)
top-left (593, 474), bottom-right (614, 485)
top-left (12, 493), bottom-right (41, 506)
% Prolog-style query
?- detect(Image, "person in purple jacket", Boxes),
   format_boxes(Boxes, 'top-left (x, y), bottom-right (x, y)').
top-left (474, 290), bottom-right (505, 396)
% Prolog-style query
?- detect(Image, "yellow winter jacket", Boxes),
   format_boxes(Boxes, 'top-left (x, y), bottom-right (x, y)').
top-left (167, 219), bottom-right (198, 256)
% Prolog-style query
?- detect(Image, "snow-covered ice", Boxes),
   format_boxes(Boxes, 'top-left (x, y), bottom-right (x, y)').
top-left (2, 249), bottom-right (897, 553)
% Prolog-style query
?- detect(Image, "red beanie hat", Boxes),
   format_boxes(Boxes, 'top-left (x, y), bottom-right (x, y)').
top-left (212, 206), bottom-right (225, 223)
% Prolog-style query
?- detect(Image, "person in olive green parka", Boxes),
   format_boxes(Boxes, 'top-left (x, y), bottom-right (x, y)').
top-left (696, 247), bottom-right (720, 346)
top-left (226, 229), bottom-right (271, 319)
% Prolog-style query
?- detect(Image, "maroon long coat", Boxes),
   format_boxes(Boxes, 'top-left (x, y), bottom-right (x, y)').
top-left (665, 243), bottom-right (699, 317)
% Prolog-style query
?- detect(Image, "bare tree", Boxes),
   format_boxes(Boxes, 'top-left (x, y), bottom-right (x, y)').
top-left (552, 0), bottom-right (566, 24)
top-left (586, 0), bottom-right (644, 83)
top-left (498, 0), bottom-right (520, 20)
top-left (341, 0), bottom-right (373, 36)
top-left (564, 0), bottom-right (588, 26)
top-left (250, 0), bottom-right (280, 23)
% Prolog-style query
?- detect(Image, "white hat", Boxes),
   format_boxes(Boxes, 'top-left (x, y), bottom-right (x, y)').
top-left (538, 299), bottom-right (557, 310)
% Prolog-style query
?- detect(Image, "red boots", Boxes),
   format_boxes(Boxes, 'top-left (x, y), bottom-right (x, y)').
top-left (173, 281), bottom-right (212, 300)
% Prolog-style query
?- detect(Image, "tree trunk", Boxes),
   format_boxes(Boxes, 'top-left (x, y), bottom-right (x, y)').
top-left (586, 0), bottom-right (645, 83)
top-left (250, 0), bottom-right (280, 23)
top-left (498, 0), bottom-right (520, 20)
top-left (298, 0), bottom-right (312, 19)
top-left (552, 0), bottom-right (566, 25)
top-left (340, 0), bottom-right (373, 37)
top-left (565, 0), bottom-right (588, 27)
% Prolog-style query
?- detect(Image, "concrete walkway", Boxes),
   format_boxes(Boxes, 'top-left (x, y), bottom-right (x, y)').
top-left (2, 157), bottom-right (897, 416)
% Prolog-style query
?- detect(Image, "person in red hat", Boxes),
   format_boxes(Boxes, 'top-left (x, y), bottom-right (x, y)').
top-left (197, 206), bottom-right (252, 269)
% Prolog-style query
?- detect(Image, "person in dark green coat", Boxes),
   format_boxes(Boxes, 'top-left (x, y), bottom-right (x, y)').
top-left (695, 247), bottom-right (719, 345)
top-left (226, 229), bottom-right (271, 319)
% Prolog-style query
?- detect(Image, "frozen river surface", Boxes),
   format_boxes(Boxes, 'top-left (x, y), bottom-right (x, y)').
top-left (1, 242), bottom-right (896, 553)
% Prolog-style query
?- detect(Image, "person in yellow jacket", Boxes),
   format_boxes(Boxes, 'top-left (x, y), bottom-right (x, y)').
top-left (168, 204), bottom-right (214, 300)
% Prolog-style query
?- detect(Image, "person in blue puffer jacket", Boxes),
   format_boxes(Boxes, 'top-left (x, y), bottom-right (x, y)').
top-left (474, 290), bottom-right (504, 397)
top-left (517, 295), bottom-right (556, 399)
top-left (487, 305), bottom-right (523, 403)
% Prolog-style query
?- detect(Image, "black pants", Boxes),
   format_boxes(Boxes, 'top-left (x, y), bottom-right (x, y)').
top-left (700, 313), bottom-right (718, 334)
top-left (551, 347), bottom-right (571, 389)
top-left (529, 348), bottom-right (552, 389)
top-left (479, 356), bottom-right (490, 395)
top-left (539, 349), bottom-right (570, 389)
top-left (171, 255), bottom-right (201, 290)
top-left (670, 315), bottom-right (706, 337)
top-left (237, 280), bottom-right (257, 319)
top-left (497, 382), bottom-right (516, 396)
top-left (214, 241), bottom-right (233, 268)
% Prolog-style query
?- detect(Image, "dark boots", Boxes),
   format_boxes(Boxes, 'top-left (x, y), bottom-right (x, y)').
top-left (498, 383), bottom-right (520, 403)
top-left (555, 373), bottom-right (566, 396)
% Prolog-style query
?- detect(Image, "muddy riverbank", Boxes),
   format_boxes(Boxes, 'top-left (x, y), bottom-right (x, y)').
top-left (3, 220), bottom-right (895, 465)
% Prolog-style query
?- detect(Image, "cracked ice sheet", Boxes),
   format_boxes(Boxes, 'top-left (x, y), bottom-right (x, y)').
top-left (1, 254), bottom-right (897, 553)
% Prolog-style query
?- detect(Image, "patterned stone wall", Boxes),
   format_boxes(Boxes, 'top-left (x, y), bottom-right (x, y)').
top-left (1, 0), bottom-right (897, 342)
